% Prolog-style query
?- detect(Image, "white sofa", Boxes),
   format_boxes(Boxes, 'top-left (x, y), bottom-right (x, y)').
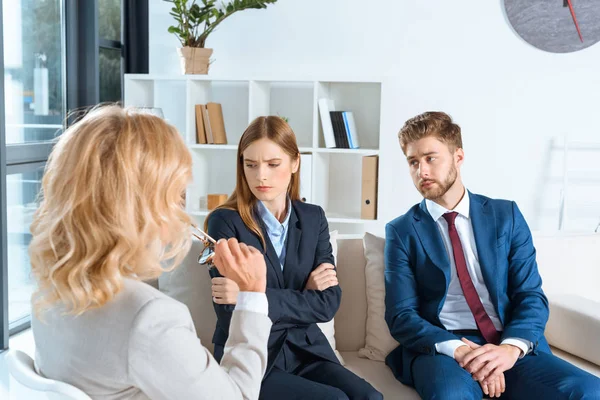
top-left (159, 232), bottom-right (600, 399)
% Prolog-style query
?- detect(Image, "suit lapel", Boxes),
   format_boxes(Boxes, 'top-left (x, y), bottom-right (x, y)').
top-left (413, 200), bottom-right (451, 283)
top-left (282, 206), bottom-right (301, 287)
top-left (256, 217), bottom-right (285, 288)
top-left (469, 192), bottom-right (500, 310)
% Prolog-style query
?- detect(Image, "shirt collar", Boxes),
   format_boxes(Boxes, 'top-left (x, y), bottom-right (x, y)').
top-left (256, 198), bottom-right (292, 234)
top-left (425, 189), bottom-right (470, 222)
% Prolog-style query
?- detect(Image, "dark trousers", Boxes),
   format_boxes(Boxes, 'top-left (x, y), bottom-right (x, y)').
top-left (410, 333), bottom-right (600, 400)
top-left (215, 343), bottom-right (382, 400)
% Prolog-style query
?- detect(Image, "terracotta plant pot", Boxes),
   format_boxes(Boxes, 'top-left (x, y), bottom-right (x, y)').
top-left (177, 47), bottom-right (213, 75)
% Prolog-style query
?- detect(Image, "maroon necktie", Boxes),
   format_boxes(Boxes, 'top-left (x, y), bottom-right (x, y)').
top-left (442, 212), bottom-right (501, 344)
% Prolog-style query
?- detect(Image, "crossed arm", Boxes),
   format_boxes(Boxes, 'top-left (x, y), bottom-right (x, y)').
top-left (207, 210), bottom-right (341, 330)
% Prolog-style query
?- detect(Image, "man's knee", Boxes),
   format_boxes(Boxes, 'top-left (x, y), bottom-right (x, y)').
top-left (569, 375), bottom-right (600, 399)
top-left (350, 386), bottom-right (383, 400)
top-left (413, 359), bottom-right (481, 400)
top-left (420, 379), bottom-right (481, 400)
top-left (365, 389), bottom-right (384, 400)
top-left (326, 387), bottom-right (350, 400)
top-left (345, 379), bottom-right (383, 400)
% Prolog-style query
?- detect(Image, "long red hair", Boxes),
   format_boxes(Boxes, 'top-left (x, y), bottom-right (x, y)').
top-left (205, 116), bottom-right (301, 248)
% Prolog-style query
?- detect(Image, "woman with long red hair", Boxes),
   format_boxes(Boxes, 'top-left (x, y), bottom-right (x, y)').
top-left (206, 116), bottom-right (382, 400)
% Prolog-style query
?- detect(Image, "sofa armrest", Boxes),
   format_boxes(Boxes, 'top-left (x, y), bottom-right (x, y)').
top-left (545, 293), bottom-right (600, 366)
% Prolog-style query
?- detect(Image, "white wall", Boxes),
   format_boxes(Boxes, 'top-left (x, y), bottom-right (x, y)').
top-left (149, 0), bottom-right (600, 233)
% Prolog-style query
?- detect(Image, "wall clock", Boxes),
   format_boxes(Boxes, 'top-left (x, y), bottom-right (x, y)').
top-left (504, 0), bottom-right (600, 53)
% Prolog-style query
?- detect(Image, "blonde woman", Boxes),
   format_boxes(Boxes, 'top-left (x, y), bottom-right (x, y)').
top-left (29, 106), bottom-right (271, 400)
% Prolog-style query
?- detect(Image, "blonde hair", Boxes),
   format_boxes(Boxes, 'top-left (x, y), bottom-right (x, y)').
top-left (30, 105), bottom-right (193, 316)
top-left (205, 116), bottom-right (300, 249)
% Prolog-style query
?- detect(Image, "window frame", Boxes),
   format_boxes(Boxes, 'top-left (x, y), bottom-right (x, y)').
top-left (0, 0), bottom-right (9, 351)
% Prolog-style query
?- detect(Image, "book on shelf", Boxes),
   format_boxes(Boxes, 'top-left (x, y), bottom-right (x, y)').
top-left (318, 98), bottom-right (337, 148)
top-left (330, 111), bottom-right (349, 149)
top-left (342, 111), bottom-right (360, 149)
top-left (361, 155), bottom-right (378, 220)
top-left (201, 106), bottom-right (214, 144)
top-left (206, 103), bottom-right (228, 144)
top-left (299, 153), bottom-right (312, 203)
top-left (195, 103), bottom-right (228, 145)
top-left (195, 105), bottom-right (207, 144)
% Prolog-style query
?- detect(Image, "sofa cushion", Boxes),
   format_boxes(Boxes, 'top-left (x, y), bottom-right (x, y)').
top-left (340, 351), bottom-right (420, 399)
top-left (358, 233), bottom-right (399, 362)
top-left (549, 347), bottom-right (600, 378)
top-left (546, 294), bottom-right (600, 367)
top-left (317, 230), bottom-right (344, 364)
top-left (532, 233), bottom-right (600, 303)
top-left (333, 239), bottom-right (368, 352)
top-left (159, 238), bottom-right (216, 352)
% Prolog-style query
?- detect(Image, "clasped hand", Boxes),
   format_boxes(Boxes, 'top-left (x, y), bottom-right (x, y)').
top-left (454, 338), bottom-right (521, 398)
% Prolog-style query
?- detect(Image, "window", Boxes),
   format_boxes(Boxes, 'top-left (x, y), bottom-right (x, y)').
top-left (6, 167), bottom-right (43, 328)
top-left (1, 0), bottom-right (145, 350)
top-left (1, 0), bottom-right (65, 345)
top-left (99, 0), bottom-right (123, 103)
top-left (4, 0), bottom-right (64, 145)
top-left (100, 47), bottom-right (122, 102)
top-left (99, 0), bottom-right (121, 42)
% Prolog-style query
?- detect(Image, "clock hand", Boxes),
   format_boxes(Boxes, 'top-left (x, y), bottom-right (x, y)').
top-left (566, 0), bottom-right (584, 42)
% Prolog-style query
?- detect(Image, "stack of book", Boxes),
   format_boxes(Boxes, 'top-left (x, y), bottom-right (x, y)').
top-left (318, 98), bottom-right (360, 149)
top-left (195, 103), bottom-right (228, 144)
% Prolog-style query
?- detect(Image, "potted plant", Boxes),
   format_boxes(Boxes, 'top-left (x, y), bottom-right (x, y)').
top-left (166, 0), bottom-right (278, 74)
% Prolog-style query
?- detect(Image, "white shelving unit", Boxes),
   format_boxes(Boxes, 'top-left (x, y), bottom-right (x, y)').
top-left (124, 74), bottom-right (384, 235)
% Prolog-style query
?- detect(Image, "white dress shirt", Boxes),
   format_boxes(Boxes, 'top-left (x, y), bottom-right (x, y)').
top-left (427, 192), bottom-right (531, 359)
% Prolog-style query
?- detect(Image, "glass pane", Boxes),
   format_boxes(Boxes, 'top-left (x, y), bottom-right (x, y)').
top-left (2, 0), bottom-right (64, 144)
top-left (99, 47), bottom-right (122, 103)
top-left (6, 126), bottom-right (62, 144)
top-left (7, 169), bottom-right (43, 326)
top-left (99, 0), bottom-right (122, 42)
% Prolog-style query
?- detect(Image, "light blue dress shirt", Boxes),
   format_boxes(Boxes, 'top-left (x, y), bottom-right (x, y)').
top-left (256, 199), bottom-right (292, 271)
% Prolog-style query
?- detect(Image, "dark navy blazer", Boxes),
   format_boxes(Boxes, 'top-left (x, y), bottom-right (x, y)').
top-left (207, 200), bottom-right (341, 375)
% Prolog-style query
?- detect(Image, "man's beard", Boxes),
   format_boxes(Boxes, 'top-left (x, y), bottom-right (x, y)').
top-left (417, 165), bottom-right (457, 200)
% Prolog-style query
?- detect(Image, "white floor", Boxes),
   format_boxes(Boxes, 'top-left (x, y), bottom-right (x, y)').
top-left (0, 329), bottom-right (47, 399)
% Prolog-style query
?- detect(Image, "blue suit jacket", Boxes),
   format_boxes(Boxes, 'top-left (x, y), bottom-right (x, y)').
top-left (384, 192), bottom-right (550, 386)
top-left (207, 200), bottom-right (341, 375)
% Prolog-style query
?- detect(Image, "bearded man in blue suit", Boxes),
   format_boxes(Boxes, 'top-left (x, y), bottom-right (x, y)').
top-left (384, 111), bottom-right (600, 399)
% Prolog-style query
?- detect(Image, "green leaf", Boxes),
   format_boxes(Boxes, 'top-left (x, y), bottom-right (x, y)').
top-left (190, 3), bottom-right (201, 17)
top-left (167, 0), bottom-right (278, 46)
